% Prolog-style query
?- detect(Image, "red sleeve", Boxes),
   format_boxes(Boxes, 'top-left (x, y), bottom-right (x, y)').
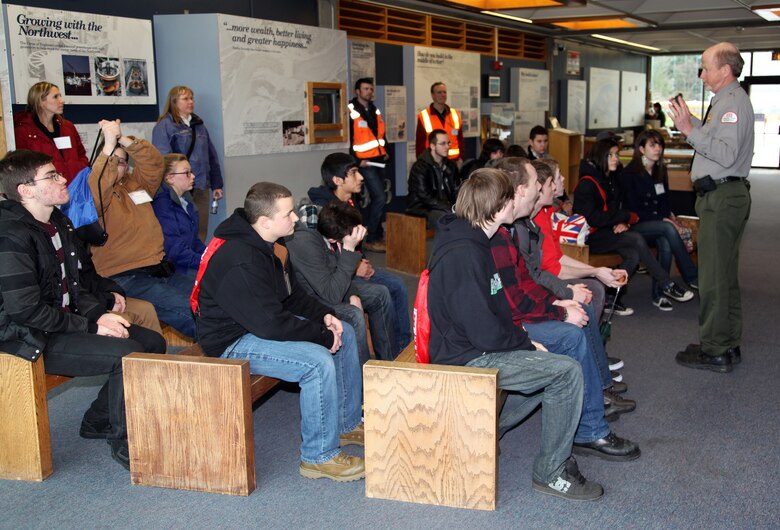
top-left (534, 208), bottom-right (563, 275)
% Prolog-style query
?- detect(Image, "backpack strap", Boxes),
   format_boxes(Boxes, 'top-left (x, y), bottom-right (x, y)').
top-left (190, 237), bottom-right (226, 315)
top-left (579, 175), bottom-right (608, 212)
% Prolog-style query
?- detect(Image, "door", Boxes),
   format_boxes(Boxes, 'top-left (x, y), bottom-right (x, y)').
top-left (743, 76), bottom-right (780, 169)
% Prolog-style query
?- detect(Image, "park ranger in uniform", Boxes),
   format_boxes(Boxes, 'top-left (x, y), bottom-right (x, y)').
top-left (668, 42), bottom-right (754, 373)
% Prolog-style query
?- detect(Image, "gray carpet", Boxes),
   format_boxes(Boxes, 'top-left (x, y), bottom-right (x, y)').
top-left (2, 170), bottom-right (779, 529)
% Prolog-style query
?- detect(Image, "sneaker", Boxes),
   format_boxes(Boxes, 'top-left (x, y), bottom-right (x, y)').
top-left (610, 370), bottom-right (623, 383)
top-left (636, 265), bottom-right (648, 274)
top-left (339, 423), bottom-right (364, 447)
top-left (362, 240), bottom-right (386, 253)
top-left (109, 439), bottom-right (131, 470)
top-left (662, 282), bottom-right (694, 303)
top-left (299, 452), bottom-right (365, 482)
top-left (653, 297), bottom-right (674, 311)
top-left (532, 457), bottom-right (603, 501)
top-left (80, 416), bottom-right (111, 439)
top-left (687, 280), bottom-right (699, 291)
top-left (607, 356), bottom-right (624, 370)
top-left (604, 302), bottom-right (634, 317)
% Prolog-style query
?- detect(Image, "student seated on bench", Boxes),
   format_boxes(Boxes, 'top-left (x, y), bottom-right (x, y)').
top-left (303, 154), bottom-right (411, 355)
top-left (196, 182), bottom-right (365, 482)
top-left (0, 150), bottom-right (166, 470)
top-left (426, 168), bottom-right (603, 501)
top-left (406, 128), bottom-right (460, 229)
top-left (286, 200), bottom-right (396, 363)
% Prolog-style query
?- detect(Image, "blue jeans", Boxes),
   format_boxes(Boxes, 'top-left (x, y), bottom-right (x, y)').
top-left (221, 323), bottom-right (362, 463)
top-left (524, 321), bottom-right (610, 444)
top-left (358, 165), bottom-right (387, 243)
top-left (580, 301), bottom-right (612, 389)
top-left (111, 270), bottom-right (196, 338)
top-left (355, 267), bottom-right (411, 354)
top-left (466, 349), bottom-right (583, 484)
top-left (632, 220), bottom-right (698, 299)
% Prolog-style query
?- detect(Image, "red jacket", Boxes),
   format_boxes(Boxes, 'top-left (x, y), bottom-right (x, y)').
top-left (13, 112), bottom-right (88, 184)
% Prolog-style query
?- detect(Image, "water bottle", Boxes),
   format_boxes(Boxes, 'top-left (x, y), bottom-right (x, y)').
top-left (210, 199), bottom-right (218, 214)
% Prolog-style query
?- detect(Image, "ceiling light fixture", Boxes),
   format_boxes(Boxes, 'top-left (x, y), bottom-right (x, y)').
top-left (591, 34), bottom-right (660, 52)
top-left (750, 4), bottom-right (780, 21)
top-left (481, 10), bottom-right (533, 23)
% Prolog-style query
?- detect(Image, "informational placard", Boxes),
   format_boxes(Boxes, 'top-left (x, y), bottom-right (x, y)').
top-left (5, 5), bottom-right (155, 105)
top-left (349, 39), bottom-right (375, 84)
top-left (566, 51), bottom-right (580, 76)
top-left (588, 67), bottom-right (620, 129)
top-left (620, 71), bottom-right (646, 127)
top-left (489, 102), bottom-right (515, 143)
top-left (217, 14), bottom-right (348, 156)
top-left (413, 46), bottom-right (480, 138)
top-left (514, 110), bottom-right (545, 145)
top-left (566, 79), bottom-right (587, 133)
top-left (384, 85), bottom-right (407, 143)
top-left (74, 122), bottom-right (155, 153)
top-left (511, 67), bottom-right (550, 111)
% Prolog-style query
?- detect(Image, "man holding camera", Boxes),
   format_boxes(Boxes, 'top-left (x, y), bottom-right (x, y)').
top-left (668, 42), bottom-right (753, 373)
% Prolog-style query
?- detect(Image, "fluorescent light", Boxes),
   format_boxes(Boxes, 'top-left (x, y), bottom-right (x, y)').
top-left (481, 10), bottom-right (533, 23)
top-left (591, 34), bottom-right (660, 51)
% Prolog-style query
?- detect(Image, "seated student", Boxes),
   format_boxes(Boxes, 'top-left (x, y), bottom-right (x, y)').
top-left (89, 119), bottom-right (196, 338)
top-left (621, 130), bottom-right (698, 311)
top-left (286, 200), bottom-right (396, 363)
top-left (196, 182), bottom-right (364, 482)
top-left (459, 137), bottom-right (505, 181)
top-left (505, 144), bottom-right (529, 158)
top-left (573, 139), bottom-right (694, 311)
top-left (304, 153), bottom-right (411, 354)
top-left (527, 125), bottom-right (551, 161)
top-left (152, 153), bottom-right (207, 278)
top-left (427, 168), bottom-right (603, 501)
top-left (0, 150), bottom-right (166, 469)
top-left (489, 162), bottom-right (640, 449)
top-left (406, 128), bottom-right (460, 228)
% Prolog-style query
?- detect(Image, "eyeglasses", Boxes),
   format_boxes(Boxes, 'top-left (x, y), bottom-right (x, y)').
top-left (28, 172), bottom-right (64, 184)
top-left (168, 170), bottom-right (194, 176)
top-left (436, 141), bottom-right (452, 146)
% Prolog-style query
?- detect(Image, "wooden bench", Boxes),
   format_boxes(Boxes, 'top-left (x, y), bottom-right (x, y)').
top-left (386, 212), bottom-right (434, 275)
top-left (123, 344), bottom-right (281, 496)
top-left (363, 343), bottom-right (501, 510)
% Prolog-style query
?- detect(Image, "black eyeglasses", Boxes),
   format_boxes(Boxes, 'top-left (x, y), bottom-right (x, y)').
top-left (27, 172), bottom-right (64, 184)
top-left (168, 169), bottom-right (194, 176)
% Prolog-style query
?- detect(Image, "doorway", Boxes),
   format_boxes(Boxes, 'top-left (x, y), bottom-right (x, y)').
top-left (744, 76), bottom-right (780, 169)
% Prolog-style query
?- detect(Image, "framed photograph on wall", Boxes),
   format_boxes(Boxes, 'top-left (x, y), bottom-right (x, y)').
top-left (487, 75), bottom-right (501, 97)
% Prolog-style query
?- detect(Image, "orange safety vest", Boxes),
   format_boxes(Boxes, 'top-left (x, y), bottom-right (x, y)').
top-left (418, 107), bottom-right (461, 159)
top-left (348, 103), bottom-right (386, 159)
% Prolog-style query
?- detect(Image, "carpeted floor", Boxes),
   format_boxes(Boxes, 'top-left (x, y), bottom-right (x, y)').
top-left (2, 170), bottom-right (778, 529)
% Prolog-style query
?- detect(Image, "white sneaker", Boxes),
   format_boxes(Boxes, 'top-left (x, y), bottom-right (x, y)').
top-left (653, 297), bottom-right (673, 311)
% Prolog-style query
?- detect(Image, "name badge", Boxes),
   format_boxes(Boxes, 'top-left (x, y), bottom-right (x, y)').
top-left (358, 120), bottom-right (368, 128)
top-left (654, 183), bottom-right (665, 195)
top-left (128, 190), bottom-right (153, 205)
top-left (54, 136), bottom-right (72, 150)
top-left (451, 129), bottom-right (458, 136)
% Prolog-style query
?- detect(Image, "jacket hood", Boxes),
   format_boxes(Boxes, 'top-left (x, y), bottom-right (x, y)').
top-left (431, 213), bottom-right (489, 265)
top-left (213, 208), bottom-right (271, 253)
top-left (307, 185), bottom-right (338, 206)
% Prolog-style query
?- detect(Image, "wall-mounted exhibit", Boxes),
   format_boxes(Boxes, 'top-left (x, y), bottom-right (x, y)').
top-left (588, 67), bottom-right (620, 130)
top-left (620, 71), bottom-right (647, 128)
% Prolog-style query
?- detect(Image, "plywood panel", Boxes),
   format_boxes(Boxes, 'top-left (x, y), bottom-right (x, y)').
top-left (386, 212), bottom-right (427, 275)
top-left (123, 353), bottom-right (256, 496)
top-left (0, 353), bottom-right (52, 481)
top-left (364, 360), bottom-right (499, 510)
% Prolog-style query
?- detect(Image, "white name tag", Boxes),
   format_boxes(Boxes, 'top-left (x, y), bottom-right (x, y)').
top-left (358, 120), bottom-right (368, 128)
top-left (451, 129), bottom-right (458, 136)
top-left (128, 190), bottom-right (153, 205)
top-left (654, 183), bottom-right (666, 195)
top-left (54, 136), bottom-right (72, 150)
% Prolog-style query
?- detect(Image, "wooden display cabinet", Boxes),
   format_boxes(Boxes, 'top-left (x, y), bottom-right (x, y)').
top-left (548, 128), bottom-right (583, 194)
top-left (306, 82), bottom-right (348, 145)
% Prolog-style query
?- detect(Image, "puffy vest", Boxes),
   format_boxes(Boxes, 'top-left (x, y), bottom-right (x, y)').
top-left (418, 107), bottom-right (461, 159)
top-left (348, 103), bottom-right (386, 159)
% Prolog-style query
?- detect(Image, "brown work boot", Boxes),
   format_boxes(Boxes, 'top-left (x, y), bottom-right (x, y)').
top-left (299, 452), bottom-right (365, 482)
top-left (362, 240), bottom-right (386, 253)
top-left (339, 423), bottom-right (364, 447)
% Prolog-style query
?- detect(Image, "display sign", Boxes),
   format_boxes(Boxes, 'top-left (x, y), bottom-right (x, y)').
top-left (6, 5), bottom-right (155, 105)
top-left (384, 85), bottom-right (407, 143)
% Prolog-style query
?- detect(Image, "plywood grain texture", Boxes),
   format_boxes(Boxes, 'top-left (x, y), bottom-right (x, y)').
top-left (123, 353), bottom-right (256, 496)
top-left (363, 360), bottom-right (499, 510)
top-left (386, 212), bottom-right (428, 275)
top-left (0, 353), bottom-right (53, 481)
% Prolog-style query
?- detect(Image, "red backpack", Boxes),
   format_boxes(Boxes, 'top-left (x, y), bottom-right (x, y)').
top-left (190, 237), bottom-right (226, 315)
top-left (412, 269), bottom-right (432, 363)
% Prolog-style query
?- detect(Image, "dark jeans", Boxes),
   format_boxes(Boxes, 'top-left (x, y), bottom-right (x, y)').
top-left (632, 220), bottom-right (698, 299)
top-left (355, 268), bottom-right (411, 354)
top-left (587, 228), bottom-right (672, 298)
top-left (42, 324), bottom-right (166, 440)
top-left (358, 165), bottom-right (387, 243)
top-left (335, 285), bottom-right (396, 364)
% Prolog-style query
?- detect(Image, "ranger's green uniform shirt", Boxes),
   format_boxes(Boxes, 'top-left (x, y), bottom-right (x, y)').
top-left (688, 80), bottom-right (754, 181)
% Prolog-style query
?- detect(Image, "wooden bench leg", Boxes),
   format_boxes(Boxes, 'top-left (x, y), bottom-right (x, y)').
top-left (0, 353), bottom-right (53, 481)
top-left (386, 212), bottom-right (427, 275)
top-left (123, 353), bottom-right (256, 496)
top-left (363, 360), bottom-right (499, 510)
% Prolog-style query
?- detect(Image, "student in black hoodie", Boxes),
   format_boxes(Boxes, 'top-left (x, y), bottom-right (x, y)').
top-left (196, 182), bottom-right (364, 483)
top-left (427, 168), bottom-right (603, 502)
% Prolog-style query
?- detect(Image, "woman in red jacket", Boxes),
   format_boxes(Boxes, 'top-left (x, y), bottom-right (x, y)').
top-left (13, 82), bottom-right (88, 184)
